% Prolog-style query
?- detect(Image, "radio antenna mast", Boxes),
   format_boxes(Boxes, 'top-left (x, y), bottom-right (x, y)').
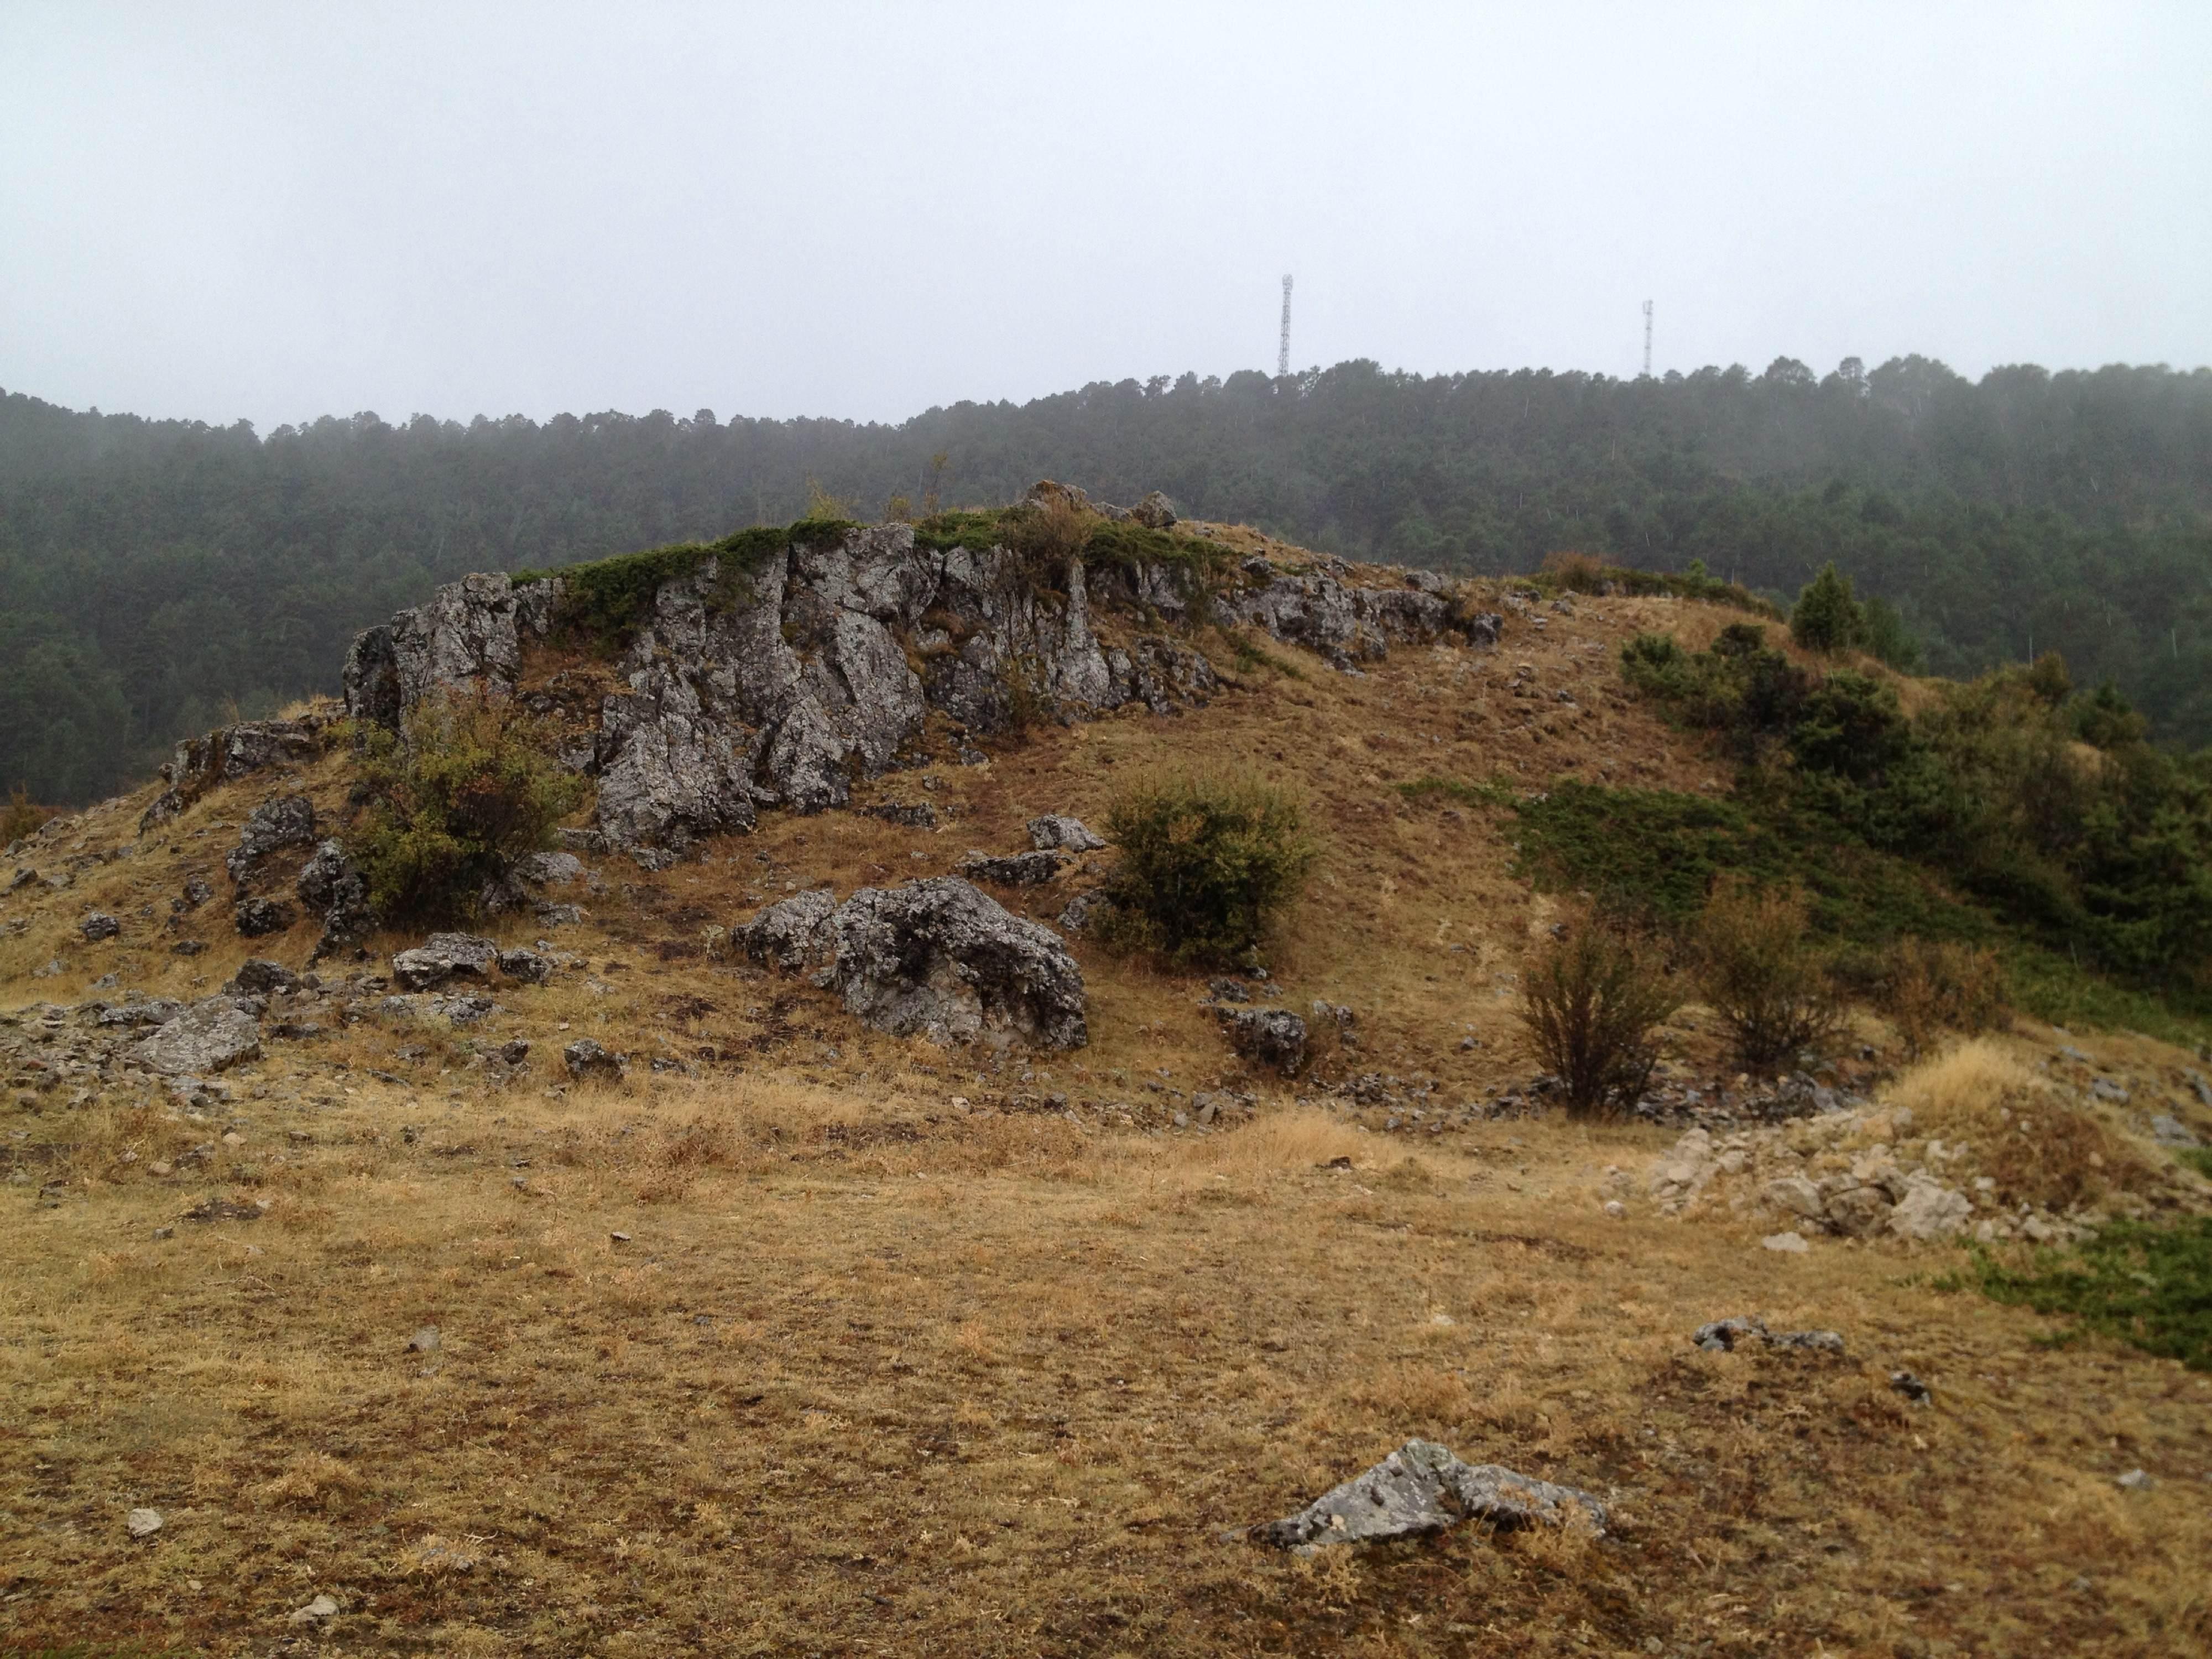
top-left (1278, 274), bottom-right (1293, 377)
top-left (1641, 299), bottom-right (1653, 378)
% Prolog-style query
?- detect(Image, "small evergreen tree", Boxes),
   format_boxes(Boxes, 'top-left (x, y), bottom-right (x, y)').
top-left (1791, 562), bottom-right (1866, 654)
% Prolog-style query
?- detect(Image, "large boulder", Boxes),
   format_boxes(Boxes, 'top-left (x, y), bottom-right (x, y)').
top-left (390, 932), bottom-right (502, 991)
top-left (1130, 490), bottom-right (1177, 530)
top-left (227, 795), bottom-right (318, 887)
top-left (746, 878), bottom-right (1086, 1048)
top-left (133, 999), bottom-right (263, 1076)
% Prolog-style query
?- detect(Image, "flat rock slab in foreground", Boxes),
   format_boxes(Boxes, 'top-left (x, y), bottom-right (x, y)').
top-left (1256, 1438), bottom-right (1607, 1550)
top-left (132, 999), bottom-right (263, 1076)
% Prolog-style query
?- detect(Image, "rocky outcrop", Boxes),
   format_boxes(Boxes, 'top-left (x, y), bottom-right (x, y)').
top-left (140, 715), bottom-right (335, 831)
top-left (296, 840), bottom-right (374, 959)
top-left (390, 932), bottom-right (502, 992)
top-left (227, 795), bottom-right (317, 888)
top-left (1212, 557), bottom-right (1471, 671)
top-left (342, 506), bottom-right (1483, 860)
top-left (957, 850), bottom-right (1063, 886)
top-left (1256, 1439), bottom-right (1606, 1550)
top-left (742, 877), bottom-right (1086, 1048)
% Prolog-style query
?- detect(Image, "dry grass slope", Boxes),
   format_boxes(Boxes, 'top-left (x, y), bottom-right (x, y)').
top-left (3, 548), bottom-right (2211, 1656)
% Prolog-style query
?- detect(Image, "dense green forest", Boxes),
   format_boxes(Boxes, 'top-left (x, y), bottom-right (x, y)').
top-left (3, 354), bottom-right (2209, 803)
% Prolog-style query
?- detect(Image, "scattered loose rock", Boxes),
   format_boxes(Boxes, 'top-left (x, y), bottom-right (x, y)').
top-left (80, 912), bottom-right (119, 942)
top-left (289, 1593), bottom-right (340, 1626)
top-left (1214, 1006), bottom-right (1308, 1076)
top-left (564, 1038), bottom-right (624, 1080)
top-left (1890, 1371), bottom-right (1933, 1406)
top-left (1256, 1439), bottom-right (1605, 1550)
top-left (126, 1507), bottom-right (163, 1538)
top-left (1692, 1315), bottom-right (1844, 1354)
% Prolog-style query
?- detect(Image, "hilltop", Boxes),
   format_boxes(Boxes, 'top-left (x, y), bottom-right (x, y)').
top-left (6, 355), bottom-right (2212, 806)
top-left (3, 492), bottom-right (2210, 1656)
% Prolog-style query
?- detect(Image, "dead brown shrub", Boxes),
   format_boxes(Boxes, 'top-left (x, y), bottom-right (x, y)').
top-left (1887, 1040), bottom-right (2153, 1211)
top-left (1695, 880), bottom-right (1844, 1068)
top-left (1880, 937), bottom-right (2009, 1056)
top-left (1541, 550), bottom-right (1608, 594)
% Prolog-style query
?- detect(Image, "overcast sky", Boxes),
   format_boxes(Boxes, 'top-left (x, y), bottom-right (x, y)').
top-left (4, 2), bottom-right (2208, 430)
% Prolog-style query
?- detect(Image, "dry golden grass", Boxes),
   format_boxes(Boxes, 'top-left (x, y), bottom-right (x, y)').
top-left (5, 576), bottom-right (2212, 1654)
top-left (1887, 1039), bottom-right (2158, 1212)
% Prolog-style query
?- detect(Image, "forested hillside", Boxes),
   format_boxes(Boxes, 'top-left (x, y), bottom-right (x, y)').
top-left (4, 353), bottom-right (2209, 802)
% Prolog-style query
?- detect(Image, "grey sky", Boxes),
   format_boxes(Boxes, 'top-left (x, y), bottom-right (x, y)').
top-left (4, 2), bottom-right (2208, 430)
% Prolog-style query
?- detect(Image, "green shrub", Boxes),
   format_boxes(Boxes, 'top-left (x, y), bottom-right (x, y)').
top-left (349, 692), bottom-right (589, 924)
top-left (1790, 561), bottom-right (1865, 654)
top-left (1098, 773), bottom-right (1317, 968)
top-left (1695, 880), bottom-right (1844, 1067)
top-left (1518, 921), bottom-right (1680, 1118)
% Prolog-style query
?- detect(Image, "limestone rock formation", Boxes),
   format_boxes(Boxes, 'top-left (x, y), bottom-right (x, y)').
top-left (743, 877), bottom-right (1086, 1049)
top-left (227, 795), bottom-right (317, 888)
top-left (1027, 815), bottom-right (1107, 853)
top-left (340, 507), bottom-right (1480, 860)
top-left (140, 715), bottom-right (335, 831)
top-left (296, 840), bottom-right (374, 959)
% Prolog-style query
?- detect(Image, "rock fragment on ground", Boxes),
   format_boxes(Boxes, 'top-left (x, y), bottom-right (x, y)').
top-left (126, 1508), bottom-right (163, 1538)
top-left (1693, 1315), bottom-right (1843, 1354)
top-left (1256, 1439), bottom-right (1606, 1550)
top-left (1027, 814), bottom-right (1105, 852)
top-left (956, 849), bottom-right (1063, 886)
top-left (564, 1038), bottom-right (623, 1080)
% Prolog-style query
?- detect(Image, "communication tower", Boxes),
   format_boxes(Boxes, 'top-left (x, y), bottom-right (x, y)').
top-left (1279, 275), bottom-right (1293, 377)
top-left (1642, 300), bottom-right (1653, 378)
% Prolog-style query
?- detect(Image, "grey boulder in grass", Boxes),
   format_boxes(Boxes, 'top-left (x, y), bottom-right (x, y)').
top-left (1256, 1439), bottom-right (1607, 1550)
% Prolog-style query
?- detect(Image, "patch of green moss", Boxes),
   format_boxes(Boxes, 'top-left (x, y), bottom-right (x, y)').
top-left (511, 519), bottom-right (855, 642)
top-left (1959, 1218), bottom-right (2212, 1371)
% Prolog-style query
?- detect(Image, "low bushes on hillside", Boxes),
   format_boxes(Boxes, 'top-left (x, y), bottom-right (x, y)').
top-left (349, 692), bottom-right (588, 924)
top-left (1517, 920), bottom-right (1679, 1118)
top-left (1098, 773), bottom-right (1316, 969)
top-left (1622, 623), bottom-right (2212, 995)
top-left (1695, 880), bottom-right (1844, 1068)
top-left (1880, 937), bottom-right (2010, 1056)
